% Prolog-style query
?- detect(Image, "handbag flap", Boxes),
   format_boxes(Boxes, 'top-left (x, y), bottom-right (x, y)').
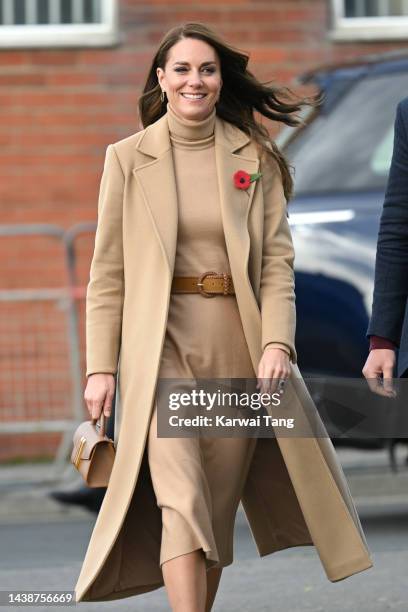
top-left (71, 420), bottom-right (114, 462)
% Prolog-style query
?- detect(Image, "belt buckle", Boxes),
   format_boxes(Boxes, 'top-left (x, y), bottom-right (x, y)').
top-left (197, 271), bottom-right (218, 298)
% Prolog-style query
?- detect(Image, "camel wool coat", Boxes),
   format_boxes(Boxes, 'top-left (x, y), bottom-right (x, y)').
top-left (74, 111), bottom-right (373, 603)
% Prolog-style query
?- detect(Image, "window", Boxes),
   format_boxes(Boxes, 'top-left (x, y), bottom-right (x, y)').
top-left (0, 0), bottom-right (119, 48)
top-left (284, 71), bottom-right (408, 194)
top-left (330, 0), bottom-right (408, 40)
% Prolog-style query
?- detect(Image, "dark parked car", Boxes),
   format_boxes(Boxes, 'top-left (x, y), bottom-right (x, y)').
top-left (278, 51), bottom-right (408, 464)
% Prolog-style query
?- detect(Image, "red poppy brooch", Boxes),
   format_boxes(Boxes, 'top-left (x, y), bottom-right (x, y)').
top-left (233, 170), bottom-right (262, 190)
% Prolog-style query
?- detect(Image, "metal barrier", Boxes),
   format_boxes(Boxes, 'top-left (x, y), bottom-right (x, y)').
top-left (0, 222), bottom-right (97, 481)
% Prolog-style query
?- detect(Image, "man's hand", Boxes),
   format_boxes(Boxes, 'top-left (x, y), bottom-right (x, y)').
top-left (257, 347), bottom-right (290, 395)
top-left (362, 349), bottom-right (396, 397)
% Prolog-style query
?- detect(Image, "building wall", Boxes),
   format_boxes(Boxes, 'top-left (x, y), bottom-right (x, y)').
top-left (2, 0), bottom-right (408, 227)
top-left (1, 0), bottom-right (408, 460)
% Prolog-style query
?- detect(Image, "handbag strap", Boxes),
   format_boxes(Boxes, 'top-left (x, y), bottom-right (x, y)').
top-left (92, 412), bottom-right (106, 438)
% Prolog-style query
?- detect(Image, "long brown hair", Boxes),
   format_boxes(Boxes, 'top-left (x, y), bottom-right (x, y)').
top-left (138, 22), bottom-right (319, 201)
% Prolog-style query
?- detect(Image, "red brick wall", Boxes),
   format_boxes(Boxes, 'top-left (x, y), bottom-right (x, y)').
top-left (2, 0), bottom-right (408, 227)
top-left (1, 0), bottom-right (408, 460)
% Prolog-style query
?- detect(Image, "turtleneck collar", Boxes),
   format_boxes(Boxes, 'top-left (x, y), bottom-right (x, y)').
top-left (166, 101), bottom-right (216, 145)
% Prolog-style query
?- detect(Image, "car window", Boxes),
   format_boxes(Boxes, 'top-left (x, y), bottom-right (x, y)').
top-left (371, 125), bottom-right (394, 175)
top-left (284, 71), bottom-right (408, 194)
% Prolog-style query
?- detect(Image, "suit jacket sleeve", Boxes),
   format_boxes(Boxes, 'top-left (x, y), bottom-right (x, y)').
top-left (367, 99), bottom-right (408, 346)
top-left (86, 144), bottom-right (125, 377)
top-left (259, 152), bottom-right (297, 364)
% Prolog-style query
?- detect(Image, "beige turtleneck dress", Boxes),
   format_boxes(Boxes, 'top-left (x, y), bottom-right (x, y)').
top-left (146, 102), bottom-right (258, 570)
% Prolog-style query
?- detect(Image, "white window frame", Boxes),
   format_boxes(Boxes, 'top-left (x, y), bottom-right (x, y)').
top-left (330, 0), bottom-right (408, 41)
top-left (0, 0), bottom-right (120, 48)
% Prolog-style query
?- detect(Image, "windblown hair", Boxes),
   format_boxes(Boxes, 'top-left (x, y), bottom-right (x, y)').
top-left (138, 22), bottom-right (320, 201)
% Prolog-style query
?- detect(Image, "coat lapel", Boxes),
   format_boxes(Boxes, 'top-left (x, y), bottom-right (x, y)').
top-left (132, 111), bottom-right (260, 281)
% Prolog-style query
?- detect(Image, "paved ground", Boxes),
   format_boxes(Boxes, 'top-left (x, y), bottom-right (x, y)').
top-left (0, 446), bottom-right (407, 611)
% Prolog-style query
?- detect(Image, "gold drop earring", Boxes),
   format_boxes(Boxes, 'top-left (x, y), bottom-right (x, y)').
top-left (160, 89), bottom-right (166, 103)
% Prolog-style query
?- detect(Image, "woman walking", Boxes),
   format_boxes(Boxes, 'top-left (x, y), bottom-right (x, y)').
top-left (75, 23), bottom-right (373, 609)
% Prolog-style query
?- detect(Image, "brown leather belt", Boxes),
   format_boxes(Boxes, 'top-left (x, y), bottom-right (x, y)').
top-left (171, 271), bottom-right (235, 297)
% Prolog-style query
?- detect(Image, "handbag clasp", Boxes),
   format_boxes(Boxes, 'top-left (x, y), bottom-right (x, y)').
top-left (73, 436), bottom-right (87, 469)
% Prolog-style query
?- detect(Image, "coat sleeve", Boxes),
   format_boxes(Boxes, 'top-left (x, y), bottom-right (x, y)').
top-left (259, 152), bottom-right (297, 364)
top-left (367, 99), bottom-right (408, 346)
top-left (86, 144), bottom-right (125, 377)
top-left (263, 341), bottom-right (291, 356)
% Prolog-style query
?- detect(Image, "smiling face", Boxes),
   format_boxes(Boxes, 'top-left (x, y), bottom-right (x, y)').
top-left (156, 37), bottom-right (222, 121)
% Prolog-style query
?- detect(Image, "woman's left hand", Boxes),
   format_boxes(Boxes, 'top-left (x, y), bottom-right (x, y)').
top-left (256, 347), bottom-right (291, 395)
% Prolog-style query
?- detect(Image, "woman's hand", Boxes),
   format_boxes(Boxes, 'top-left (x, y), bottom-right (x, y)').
top-left (84, 373), bottom-right (116, 420)
top-left (256, 347), bottom-right (291, 395)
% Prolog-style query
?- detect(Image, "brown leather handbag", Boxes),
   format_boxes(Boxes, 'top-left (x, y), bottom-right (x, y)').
top-left (71, 413), bottom-right (116, 487)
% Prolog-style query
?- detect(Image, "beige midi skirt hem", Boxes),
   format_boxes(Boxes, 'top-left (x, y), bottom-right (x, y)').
top-left (159, 538), bottom-right (221, 571)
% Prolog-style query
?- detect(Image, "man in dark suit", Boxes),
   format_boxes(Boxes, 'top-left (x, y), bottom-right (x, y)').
top-left (363, 97), bottom-right (408, 394)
